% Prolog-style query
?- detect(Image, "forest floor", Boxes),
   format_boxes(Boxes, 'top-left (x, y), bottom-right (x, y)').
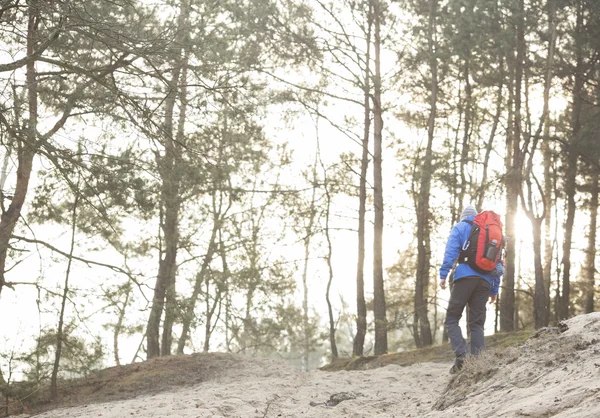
top-left (8, 313), bottom-right (600, 417)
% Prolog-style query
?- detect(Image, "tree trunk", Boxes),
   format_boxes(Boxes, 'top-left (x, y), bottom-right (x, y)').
top-left (542, 0), bottom-right (557, 325)
top-left (585, 171), bottom-right (598, 313)
top-left (240, 213), bottom-right (261, 353)
top-left (221, 229), bottom-right (233, 352)
top-left (146, 0), bottom-right (188, 359)
top-left (218, 230), bottom-right (231, 349)
top-left (514, 244), bottom-right (521, 330)
top-left (414, 0), bottom-right (438, 348)
top-left (494, 294), bottom-right (500, 333)
top-left (203, 276), bottom-right (223, 353)
top-left (542, 137), bottom-right (554, 321)
top-left (176, 221), bottom-right (219, 354)
top-left (323, 167), bottom-right (338, 359)
top-left (301, 153), bottom-right (319, 370)
top-left (501, 0), bottom-right (525, 332)
top-left (554, 186), bottom-right (563, 323)
top-left (161, 51), bottom-right (189, 356)
top-left (372, 0), bottom-right (387, 356)
top-left (51, 177), bottom-right (80, 400)
top-left (353, 2), bottom-right (373, 358)
top-left (532, 219), bottom-right (546, 328)
top-left (113, 284), bottom-right (131, 366)
top-left (560, 0), bottom-right (583, 320)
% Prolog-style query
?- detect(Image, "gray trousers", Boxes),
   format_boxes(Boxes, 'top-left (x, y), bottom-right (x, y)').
top-left (445, 276), bottom-right (490, 357)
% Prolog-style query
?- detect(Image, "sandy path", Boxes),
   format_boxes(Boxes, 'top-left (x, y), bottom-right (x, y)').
top-left (27, 361), bottom-right (449, 418)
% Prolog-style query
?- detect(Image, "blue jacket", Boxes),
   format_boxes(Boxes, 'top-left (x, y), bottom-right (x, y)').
top-left (439, 215), bottom-right (504, 295)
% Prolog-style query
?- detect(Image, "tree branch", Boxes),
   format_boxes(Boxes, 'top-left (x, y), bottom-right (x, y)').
top-left (0, 24), bottom-right (62, 73)
top-left (10, 235), bottom-right (141, 279)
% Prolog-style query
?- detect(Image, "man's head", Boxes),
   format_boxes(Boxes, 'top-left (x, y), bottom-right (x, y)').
top-left (460, 205), bottom-right (477, 220)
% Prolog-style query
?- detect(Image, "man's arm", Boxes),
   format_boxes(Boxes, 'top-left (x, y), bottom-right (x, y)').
top-left (489, 261), bottom-right (504, 303)
top-left (439, 225), bottom-right (462, 289)
top-left (440, 225), bottom-right (462, 280)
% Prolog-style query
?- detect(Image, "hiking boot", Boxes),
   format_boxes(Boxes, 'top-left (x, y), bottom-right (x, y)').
top-left (450, 354), bottom-right (466, 374)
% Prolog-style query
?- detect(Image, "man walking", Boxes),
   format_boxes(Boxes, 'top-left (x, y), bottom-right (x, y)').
top-left (440, 205), bottom-right (504, 373)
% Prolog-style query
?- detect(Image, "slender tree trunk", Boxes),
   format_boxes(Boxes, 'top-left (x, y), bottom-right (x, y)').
top-left (222, 233), bottom-right (233, 352)
top-left (161, 52), bottom-right (189, 356)
top-left (554, 181), bottom-right (563, 323)
top-left (159, 163), bottom-right (180, 355)
top-left (323, 169), bottom-right (338, 359)
top-left (301, 153), bottom-right (318, 370)
top-left (218, 230), bottom-right (231, 349)
top-left (241, 216), bottom-right (261, 352)
top-left (560, 0), bottom-right (584, 320)
top-left (414, 0), bottom-right (437, 348)
top-left (203, 279), bottom-right (211, 352)
top-left (585, 172), bottom-right (598, 313)
top-left (501, 0), bottom-right (524, 332)
top-left (494, 294), bottom-right (499, 333)
top-left (315, 121), bottom-right (338, 360)
top-left (542, 138), bottom-right (554, 321)
top-left (147, 116), bottom-right (181, 358)
top-left (372, 0), bottom-right (387, 356)
top-left (532, 219), bottom-right (546, 328)
top-left (51, 178), bottom-right (80, 400)
top-left (353, 3), bottom-right (373, 358)
top-left (243, 285), bottom-right (254, 351)
top-left (176, 221), bottom-right (219, 354)
top-left (146, 0), bottom-right (188, 359)
top-left (514, 242), bottom-right (521, 330)
top-left (113, 284), bottom-right (131, 366)
top-left (203, 277), bottom-right (223, 353)
top-left (522, 187), bottom-right (547, 329)
top-left (542, 0), bottom-right (557, 324)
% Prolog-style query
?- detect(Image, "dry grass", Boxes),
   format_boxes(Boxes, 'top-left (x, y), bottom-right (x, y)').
top-left (5, 352), bottom-right (243, 417)
top-left (322, 329), bottom-right (533, 372)
top-left (433, 347), bottom-right (521, 411)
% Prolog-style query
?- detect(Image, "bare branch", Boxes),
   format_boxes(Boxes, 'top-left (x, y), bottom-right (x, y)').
top-left (0, 25), bottom-right (62, 73)
top-left (11, 234), bottom-right (142, 279)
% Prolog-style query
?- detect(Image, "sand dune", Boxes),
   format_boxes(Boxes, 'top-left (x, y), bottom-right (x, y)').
top-left (23, 312), bottom-right (600, 418)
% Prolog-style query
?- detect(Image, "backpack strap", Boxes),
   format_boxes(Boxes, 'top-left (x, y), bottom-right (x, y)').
top-left (458, 219), bottom-right (475, 264)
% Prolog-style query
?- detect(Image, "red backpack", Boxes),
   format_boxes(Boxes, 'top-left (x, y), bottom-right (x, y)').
top-left (459, 210), bottom-right (505, 273)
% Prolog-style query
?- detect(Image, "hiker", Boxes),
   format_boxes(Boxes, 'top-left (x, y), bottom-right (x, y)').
top-left (439, 205), bottom-right (505, 374)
